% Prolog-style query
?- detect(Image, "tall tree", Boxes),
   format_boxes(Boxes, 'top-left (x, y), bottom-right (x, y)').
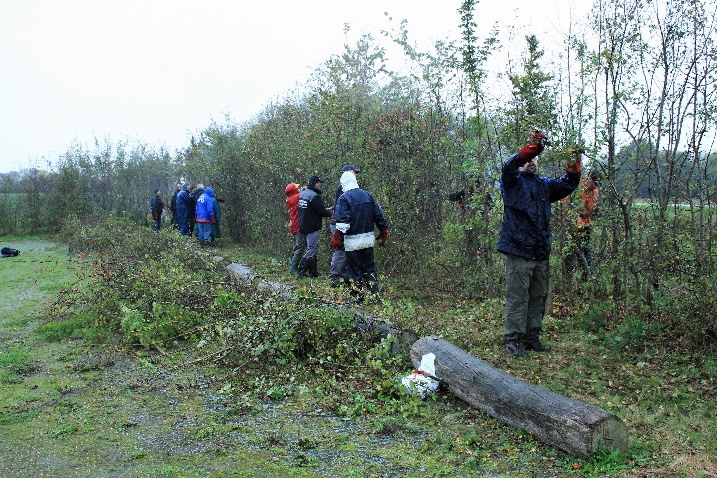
top-left (504, 35), bottom-right (557, 146)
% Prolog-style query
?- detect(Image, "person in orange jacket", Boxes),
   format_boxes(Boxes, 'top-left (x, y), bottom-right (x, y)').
top-left (285, 182), bottom-right (306, 275)
top-left (564, 170), bottom-right (601, 274)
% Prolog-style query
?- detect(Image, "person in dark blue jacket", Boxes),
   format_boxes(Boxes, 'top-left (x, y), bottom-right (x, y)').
top-left (175, 183), bottom-right (193, 236)
top-left (328, 164), bottom-right (360, 287)
top-left (331, 171), bottom-right (388, 301)
top-left (170, 182), bottom-right (181, 228)
top-left (498, 131), bottom-right (581, 356)
top-left (150, 189), bottom-right (164, 231)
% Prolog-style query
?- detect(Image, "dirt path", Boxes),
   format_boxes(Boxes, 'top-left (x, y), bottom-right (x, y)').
top-left (0, 240), bottom-right (433, 478)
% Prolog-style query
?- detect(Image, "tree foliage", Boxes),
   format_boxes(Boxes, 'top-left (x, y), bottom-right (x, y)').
top-left (4, 0), bottom-right (717, 349)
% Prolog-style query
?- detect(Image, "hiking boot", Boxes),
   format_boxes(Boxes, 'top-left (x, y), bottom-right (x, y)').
top-left (504, 341), bottom-right (526, 357)
top-left (297, 258), bottom-right (308, 279)
top-left (524, 341), bottom-right (550, 352)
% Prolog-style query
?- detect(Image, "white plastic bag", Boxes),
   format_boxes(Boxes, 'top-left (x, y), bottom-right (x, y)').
top-left (401, 353), bottom-right (439, 398)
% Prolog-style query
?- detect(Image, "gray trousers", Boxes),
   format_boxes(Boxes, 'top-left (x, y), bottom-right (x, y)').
top-left (328, 224), bottom-right (348, 280)
top-left (292, 233), bottom-right (306, 257)
top-left (302, 230), bottom-right (320, 260)
top-left (503, 253), bottom-right (550, 343)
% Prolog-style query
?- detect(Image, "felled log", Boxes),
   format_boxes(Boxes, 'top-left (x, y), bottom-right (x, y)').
top-left (224, 260), bottom-right (416, 353)
top-left (340, 306), bottom-right (418, 354)
top-left (411, 336), bottom-right (628, 457)
top-left (225, 262), bottom-right (293, 299)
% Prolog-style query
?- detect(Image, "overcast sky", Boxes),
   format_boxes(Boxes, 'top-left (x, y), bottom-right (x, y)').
top-left (0, 0), bottom-right (589, 174)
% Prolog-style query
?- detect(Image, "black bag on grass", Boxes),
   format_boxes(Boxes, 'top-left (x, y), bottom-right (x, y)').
top-left (1, 247), bottom-right (20, 257)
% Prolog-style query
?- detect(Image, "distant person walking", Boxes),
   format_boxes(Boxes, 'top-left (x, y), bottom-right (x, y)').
top-left (564, 170), bottom-right (601, 275)
top-left (150, 189), bottom-right (164, 231)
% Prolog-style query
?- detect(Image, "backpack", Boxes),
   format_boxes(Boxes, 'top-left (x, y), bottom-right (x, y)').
top-left (1, 247), bottom-right (20, 257)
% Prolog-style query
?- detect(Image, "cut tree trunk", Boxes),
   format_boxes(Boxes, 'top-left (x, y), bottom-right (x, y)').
top-left (411, 336), bottom-right (628, 457)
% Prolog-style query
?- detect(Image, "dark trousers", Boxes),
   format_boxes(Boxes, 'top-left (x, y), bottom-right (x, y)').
top-left (345, 247), bottom-right (378, 293)
top-left (178, 216), bottom-right (190, 235)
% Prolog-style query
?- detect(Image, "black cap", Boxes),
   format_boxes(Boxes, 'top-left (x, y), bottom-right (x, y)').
top-left (341, 164), bottom-right (361, 173)
top-left (308, 175), bottom-right (322, 187)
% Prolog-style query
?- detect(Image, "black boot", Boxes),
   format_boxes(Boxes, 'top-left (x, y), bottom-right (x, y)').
top-left (524, 340), bottom-right (550, 352)
top-left (308, 257), bottom-right (319, 278)
top-left (297, 258), bottom-right (308, 279)
top-left (349, 280), bottom-right (364, 303)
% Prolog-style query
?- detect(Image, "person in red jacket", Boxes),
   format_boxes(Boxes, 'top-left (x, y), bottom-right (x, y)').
top-left (285, 182), bottom-right (306, 275)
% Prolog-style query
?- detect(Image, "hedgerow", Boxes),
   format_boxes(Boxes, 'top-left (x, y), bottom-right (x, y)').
top-left (45, 218), bottom-right (416, 411)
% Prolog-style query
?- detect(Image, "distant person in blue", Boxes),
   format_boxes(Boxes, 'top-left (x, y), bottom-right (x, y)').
top-left (194, 186), bottom-right (216, 245)
top-left (497, 131), bottom-right (581, 356)
top-left (175, 183), bottom-right (193, 236)
top-left (332, 170), bottom-right (388, 301)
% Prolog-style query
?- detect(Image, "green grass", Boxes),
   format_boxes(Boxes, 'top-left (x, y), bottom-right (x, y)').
top-left (220, 241), bottom-right (717, 477)
top-left (2, 236), bottom-right (716, 477)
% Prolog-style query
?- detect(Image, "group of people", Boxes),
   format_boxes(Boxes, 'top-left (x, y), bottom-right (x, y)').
top-left (285, 164), bottom-right (388, 302)
top-left (150, 130), bottom-right (598, 356)
top-left (281, 135), bottom-right (598, 355)
top-left (150, 182), bottom-right (223, 246)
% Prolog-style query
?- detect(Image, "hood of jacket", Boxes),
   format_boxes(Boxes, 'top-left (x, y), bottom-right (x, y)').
top-left (285, 182), bottom-right (299, 196)
top-left (340, 171), bottom-right (359, 193)
top-left (204, 187), bottom-right (214, 198)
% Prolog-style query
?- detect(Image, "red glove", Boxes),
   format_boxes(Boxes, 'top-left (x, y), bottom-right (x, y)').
top-left (330, 229), bottom-right (344, 249)
top-left (210, 216), bottom-right (217, 224)
top-left (531, 130), bottom-right (548, 143)
top-left (377, 229), bottom-right (388, 247)
top-left (153, 212), bottom-right (159, 219)
top-left (518, 131), bottom-right (548, 162)
top-left (565, 150), bottom-right (583, 174)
